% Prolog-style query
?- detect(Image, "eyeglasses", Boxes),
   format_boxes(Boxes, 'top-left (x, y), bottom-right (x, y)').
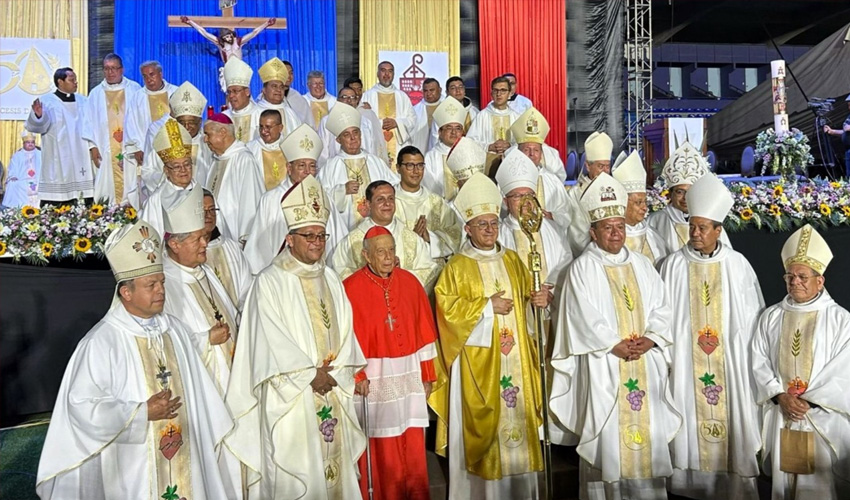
top-left (291, 232), bottom-right (329, 243)
top-left (339, 95), bottom-right (357, 101)
top-left (783, 273), bottom-right (818, 284)
top-left (505, 193), bottom-right (533, 200)
top-left (491, 88), bottom-right (510, 95)
top-left (400, 162), bottom-right (426, 171)
top-left (468, 220), bottom-right (499, 230)
top-left (165, 163), bottom-right (192, 172)
top-left (203, 208), bottom-right (220, 216)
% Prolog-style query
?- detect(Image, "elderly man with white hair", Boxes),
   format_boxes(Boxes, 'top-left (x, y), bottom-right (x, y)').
top-left (302, 69), bottom-right (336, 130)
top-left (751, 225), bottom-right (850, 500)
top-left (612, 151), bottom-right (667, 265)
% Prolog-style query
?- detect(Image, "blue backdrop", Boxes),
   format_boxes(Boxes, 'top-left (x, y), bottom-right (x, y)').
top-left (114, 0), bottom-right (337, 110)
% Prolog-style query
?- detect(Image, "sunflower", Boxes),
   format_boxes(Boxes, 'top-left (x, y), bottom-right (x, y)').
top-left (74, 237), bottom-right (92, 252)
top-left (820, 204), bottom-right (831, 217)
top-left (831, 181), bottom-right (842, 189)
top-left (0, 241), bottom-right (6, 256)
top-left (124, 206), bottom-right (137, 219)
top-left (660, 189), bottom-right (669, 198)
top-left (41, 242), bottom-right (54, 257)
top-left (773, 185), bottom-right (784, 197)
top-left (90, 204), bottom-right (104, 219)
top-left (842, 206), bottom-right (850, 218)
top-left (21, 205), bottom-right (40, 218)
top-left (740, 186), bottom-right (753, 197)
top-left (768, 204), bottom-right (781, 217)
top-left (740, 208), bottom-right (754, 221)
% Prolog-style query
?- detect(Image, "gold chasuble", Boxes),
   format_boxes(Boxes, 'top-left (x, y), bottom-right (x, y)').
top-left (298, 272), bottom-right (350, 497)
top-left (105, 88), bottom-right (126, 200)
top-left (686, 262), bottom-right (730, 471)
top-left (148, 92), bottom-right (171, 123)
top-left (377, 93), bottom-right (399, 172)
top-left (311, 101), bottom-right (330, 129)
top-left (626, 233), bottom-right (656, 263)
top-left (233, 114), bottom-right (252, 143)
top-left (604, 263), bottom-right (654, 479)
top-left (343, 158), bottom-right (371, 226)
top-left (778, 309), bottom-right (817, 401)
top-left (134, 335), bottom-right (194, 500)
top-left (431, 246), bottom-right (543, 480)
top-left (260, 148), bottom-right (287, 191)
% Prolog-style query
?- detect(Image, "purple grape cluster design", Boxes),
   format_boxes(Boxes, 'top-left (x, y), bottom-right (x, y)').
top-left (699, 373), bottom-right (723, 406)
top-left (500, 375), bottom-right (520, 409)
top-left (317, 405), bottom-right (337, 443)
top-left (624, 378), bottom-right (645, 411)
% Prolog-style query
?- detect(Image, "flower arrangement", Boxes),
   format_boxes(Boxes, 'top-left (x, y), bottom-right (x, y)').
top-left (647, 177), bottom-right (850, 232)
top-left (0, 199), bottom-right (137, 264)
top-left (754, 127), bottom-right (814, 179)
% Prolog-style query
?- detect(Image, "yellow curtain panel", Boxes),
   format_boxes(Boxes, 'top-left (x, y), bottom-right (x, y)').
top-left (0, 0), bottom-right (88, 170)
top-left (359, 0), bottom-right (460, 88)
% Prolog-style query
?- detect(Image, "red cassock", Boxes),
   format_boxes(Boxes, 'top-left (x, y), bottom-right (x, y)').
top-left (343, 265), bottom-right (438, 500)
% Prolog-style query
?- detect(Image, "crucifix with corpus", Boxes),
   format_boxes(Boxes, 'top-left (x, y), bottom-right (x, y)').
top-left (168, 0), bottom-right (286, 90)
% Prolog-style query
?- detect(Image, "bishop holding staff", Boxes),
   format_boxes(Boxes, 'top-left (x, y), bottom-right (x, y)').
top-left (343, 226), bottom-right (438, 500)
top-left (225, 174), bottom-right (366, 499)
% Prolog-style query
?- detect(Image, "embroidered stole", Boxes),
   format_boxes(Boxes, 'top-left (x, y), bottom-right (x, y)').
top-left (260, 148), bottom-right (287, 191)
top-left (311, 100), bottom-right (330, 129)
top-left (377, 93), bottom-right (399, 172)
top-left (688, 261), bottom-right (730, 471)
top-left (626, 233), bottom-right (656, 263)
top-left (148, 92), bottom-right (170, 123)
top-left (209, 159), bottom-right (228, 197)
top-left (134, 334), bottom-right (194, 500)
top-left (442, 153), bottom-right (457, 200)
top-left (674, 223), bottom-right (689, 250)
top-left (232, 113), bottom-right (252, 143)
top-left (105, 88), bottom-right (126, 200)
top-left (207, 244), bottom-right (238, 308)
top-left (778, 309), bottom-right (817, 401)
top-left (343, 158), bottom-right (371, 225)
top-left (604, 264), bottom-right (654, 479)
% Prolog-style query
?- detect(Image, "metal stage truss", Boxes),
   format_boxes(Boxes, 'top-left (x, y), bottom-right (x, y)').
top-left (625, 0), bottom-right (653, 152)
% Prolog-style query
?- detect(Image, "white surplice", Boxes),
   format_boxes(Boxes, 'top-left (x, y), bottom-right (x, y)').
top-left (361, 84), bottom-right (417, 148)
top-left (467, 103), bottom-right (520, 150)
top-left (411, 98), bottom-right (442, 153)
top-left (205, 141), bottom-right (265, 243)
top-left (224, 247), bottom-right (367, 499)
top-left (141, 115), bottom-right (212, 192)
top-left (550, 243), bottom-right (682, 500)
top-left (393, 183), bottom-right (463, 259)
top-left (124, 81), bottom-right (178, 157)
top-left (83, 78), bottom-right (142, 204)
top-left (332, 217), bottom-right (442, 292)
top-left (242, 178), bottom-right (348, 275)
top-left (625, 220), bottom-right (668, 266)
top-left (751, 290), bottom-right (850, 500)
top-left (648, 204), bottom-right (732, 253)
top-left (317, 109), bottom-right (387, 170)
top-left (509, 93), bottom-right (533, 114)
top-left (26, 92), bottom-right (92, 201)
top-left (206, 231), bottom-right (253, 311)
top-left (660, 243), bottom-right (764, 499)
top-left (138, 180), bottom-right (195, 237)
top-left (423, 140), bottom-right (455, 200)
top-left (36, 303), bottom-right (239, 500)
top-left (318, 150), bottom-right (399, 229)
top-left (2, 148), bottom-right (41, 208)
top-left (564, 175), bottom-right (593, 256)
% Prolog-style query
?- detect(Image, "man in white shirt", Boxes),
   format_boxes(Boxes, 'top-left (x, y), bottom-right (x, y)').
top-left (27, 67), bottom-right (91, 204)
top-left (303, 70), bottom-right (336, 130)
top-left (504, 72), bottom-right (533, 114)
top-left (467, 76), bottom-right (520, 172)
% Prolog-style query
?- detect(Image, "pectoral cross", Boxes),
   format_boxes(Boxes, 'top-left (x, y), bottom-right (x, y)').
top-left (385, 313), bottom-right (397, 331)
top-left (156, 362), bottom-right (172, 390)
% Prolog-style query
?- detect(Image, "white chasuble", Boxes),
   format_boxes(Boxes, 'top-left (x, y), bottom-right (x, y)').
top-left (246, 137), bottom-right (287, 191)
top-left (626, 221), bottom-right (668, 266)
top-left (393, 184), bottom-right (463, 259)
top-left (224, 248), bottom-right (366, 499)
top-left (660, 243), bottom-right (763, 499)
top-left (206, 141), bottom-right (264, 243)
top-left (564, 175), bottom-right (593, 256)
top-left (550, 244), bottom-right (681, 499)
top-left (423, 141), bottom-right (458, 200)
top-left (467, 104), bottom-right (520, 151)
top-left (223, 100), bottom-right (258, 143)
top-left (205, 234), bottom-right (253, 311)
top-left (361, 85), bottom-right (417, 173)
top-left (318, 151), bottom-right (399, 230)
top-left (751, 291), bottom-right (850, 500)
top-left (648, 204), bottom-right (732, 253)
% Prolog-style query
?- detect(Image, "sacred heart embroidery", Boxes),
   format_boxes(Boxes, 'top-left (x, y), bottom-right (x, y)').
top-left (356, 198), bottom-right (370, 218)
top-left (697, 325), bottom-right (719, 355)
top-left (159, 422), bottom-right (183, 461)
top-left (383, 130), bottom-right (394, 142)
top-left (787, 377), bottom-right (808, 397)
top-left (112, 127), bottom-right (123, 143)
top-left (499, 326), bottom-right (515, 355)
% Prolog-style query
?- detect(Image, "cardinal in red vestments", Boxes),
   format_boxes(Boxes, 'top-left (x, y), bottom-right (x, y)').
top-left (343, 225), bottom-right (438, 500)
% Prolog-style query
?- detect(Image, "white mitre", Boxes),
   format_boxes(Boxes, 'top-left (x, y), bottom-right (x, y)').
top-left (105, 220), bottom-right (163, 281)
top-left (611, 151), bottom-right (628, 170)
top-left (446, 136), bottom-right (486, 182)
top-left (585, 131), bottom-right (613, 162)
top-left (163, 184), bottom-right (204, 234)
top-left (662, 140), bottom-right (709, 186)
top-left (432, 96), bottom-right (467, 129)
top-left (281, 124), bottom-right (322, 162)
top-left (223, 58), bottom-right (253, 88)
top-left (282, 174), bottom-right (330, 230)
top-left (325, 102), bottom-right (361, 137)
top-left (781, 224), bottom-right (833, 275)
top-left (454, 172), bottom-right (502, 222)
top-left (495, 149), bottom-right (539, 196)
top-left (685, 173), bottom-right (733, 223)
top-left (169, 81), bottom-right (207, 118)
top-left (510, 106), bottom-right (549, 145)
top-left (153, 119), bottom-right (193, 163)
top-left (258, 57), bottom-right (289, 84)
top-left (21, 129), bottom-right (36, 141)
top-left (612, 151), bottom-right (646, 194)
top-left (580, 172), bottom-right (627, 223)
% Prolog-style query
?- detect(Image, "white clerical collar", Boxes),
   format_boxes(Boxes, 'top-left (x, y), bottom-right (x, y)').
top-left (690, 241), bottom-right (722, 259)
top-left (626, 220), bottom-right (648, 234)
top-left (365, 218), bottom-right (396, 232)
top-left (430, 141), bottom-right (451, 155)
top-left (486, 103), bottom-right (512, 114)
top-left (783, 289), bottom-right (831, 311)
top-left (230, 100), bottom-right (256, 115)
top-left (257, 137), bottom-right (283, 150)
top-left (102, 79), bottom-right (126, 90)
top-left (396, 184), bottom-right (424, 197)
top-left (216, 140), bottom-right (245, 159)
top-left (276, 246), bottom-right (325, 277)
top-left (144, 81), bottom-right (168, 95)
top-left (374, 83), bottom-right (398, 94)
top-left (166, 253), bottom-right (205, 280)
top-left (589, 242), bottom-right (629, 264)
top-left (338, 149), bottom-right (365, 160)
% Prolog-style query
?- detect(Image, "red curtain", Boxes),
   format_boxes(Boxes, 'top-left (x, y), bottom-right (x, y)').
top-left (478, 0), bottom-right (567, 160)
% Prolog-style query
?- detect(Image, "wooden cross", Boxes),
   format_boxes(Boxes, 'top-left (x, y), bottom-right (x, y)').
top-left (167, 1), bottom-right (287, 30)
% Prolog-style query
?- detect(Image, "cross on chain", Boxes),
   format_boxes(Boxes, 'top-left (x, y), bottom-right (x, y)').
top-left (156, 364), bottom-right (172, 389)
top-left (385, 313), bottom-right (397, 331)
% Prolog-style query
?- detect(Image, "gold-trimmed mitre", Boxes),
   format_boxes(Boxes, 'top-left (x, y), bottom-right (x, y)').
top-left (454, 172), bottom-right (501, 223)
top-left (223, 58), bottom-right (253, 88)
top-left (105, 220), bottom-right (163, 281)
top-left (169, 81), bottom-right (207, 118)
top-left (781, 224), bottom-right (833, 274)
top-left (580, 172), bottom-right (627, 223)
top-left (510, 106), bottom-right (549, 145)
top-left (154, 119), bottom-right (193, 163)
top-left (585, 131), bottom-right (613, 162)
top-left (281, 124), bottom-right (322, 162)
top-left (662, 140), bottom-right (710, 186)
top-left (281, 174), bottom-right (330, 230)
top-left (258, 57), bottom-right (289, 84)
top-left (446, 136), bottom-right (486, 182)
top-left (686, 173), bottom-right (733, 223)
top-left (432, 96), bottom-right (468, 129)
top-left (612, 151), bottom-right (646, 194)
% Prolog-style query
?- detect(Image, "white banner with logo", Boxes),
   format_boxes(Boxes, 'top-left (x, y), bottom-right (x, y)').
top-left (0, 38), bottom-right (72, 120)
top-left (378, 50), bottom-right (449, 105)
